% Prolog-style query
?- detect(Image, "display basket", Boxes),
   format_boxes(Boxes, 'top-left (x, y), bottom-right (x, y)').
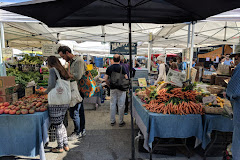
top-left (203, 106), bottom-right (225, 115)
top-left (206, 85), bottom-right (225, 95)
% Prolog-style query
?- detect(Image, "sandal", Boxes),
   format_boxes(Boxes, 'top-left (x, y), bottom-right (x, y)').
top-left (64, 145), bottom-right (70, 152)
top-left (51, 147), bottom-right (64, 153)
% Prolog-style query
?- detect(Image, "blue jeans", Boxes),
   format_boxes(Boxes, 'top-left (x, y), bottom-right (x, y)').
top-left (69, 102), bottom-right (85, 134)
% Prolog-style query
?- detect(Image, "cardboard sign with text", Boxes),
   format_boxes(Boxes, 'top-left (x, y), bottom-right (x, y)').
top-left (166, 69), bottom-right (186, 87)
top-left (138, 78), bottom-right (147, 87)
top-left (190, 68), bottom-right (197, 83)
top-left (203, 95), bottom-right (217, 104)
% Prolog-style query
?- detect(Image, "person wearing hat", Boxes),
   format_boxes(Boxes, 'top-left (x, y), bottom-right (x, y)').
top-left (154, 55), bottom-right (167, 85)
top-left (226, 52), bottom-right (240, 159)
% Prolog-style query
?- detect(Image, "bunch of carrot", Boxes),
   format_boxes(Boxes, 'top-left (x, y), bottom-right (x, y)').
top-left (143, 101), bottom-right (204, 115)
top-left (142, 87), bottom-right (204, 115)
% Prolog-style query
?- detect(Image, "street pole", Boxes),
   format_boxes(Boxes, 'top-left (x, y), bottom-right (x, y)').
top-left (189, 22), bottom-right (195, 78)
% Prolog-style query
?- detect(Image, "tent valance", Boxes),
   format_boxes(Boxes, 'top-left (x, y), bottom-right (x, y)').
top-left (198, 45), bottom-right (232, 59)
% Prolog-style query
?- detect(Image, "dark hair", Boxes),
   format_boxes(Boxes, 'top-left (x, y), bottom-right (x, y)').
top-left (113, 54), bottom-right (120, 62)
top-left (47, 56), bottom-right (70, 80)
top-left (57, 46), bottom-right (72, 54)
top-left (171, 62), bottom-right (178, 70)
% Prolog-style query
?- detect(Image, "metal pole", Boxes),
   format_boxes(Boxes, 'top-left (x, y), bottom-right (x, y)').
top-left (187, 23), bottom-right (191, 49)
top-left (189, 22), bottom-right (195, 78)
top-left (128, 0), bottom-right (135, 159)
top-left (222, 45), bottom-right (225, 56)
top-left (0, 22), bottom-right (5, 49)
top-left (147, 41), bottom-right (152, 73)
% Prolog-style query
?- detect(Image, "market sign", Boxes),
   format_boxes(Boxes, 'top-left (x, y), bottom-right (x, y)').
top-left (2, 48), bottom-right (13, 61)
top-left (42, 44), bottom-right (61, 56)
top-left (166, 69), bottom-right (186, 87)
top-left (110, 42), bottom-right (137, 55)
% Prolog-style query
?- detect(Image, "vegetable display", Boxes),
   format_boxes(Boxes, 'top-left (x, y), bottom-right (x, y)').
top-left (7, 68), bottom-right (41, 88)
top-left (137, 84), bottom-right (205, 115)
top-left (90, 69), bottom-right (98, 78)
top-left (19, 55), bottom-right (43, 65)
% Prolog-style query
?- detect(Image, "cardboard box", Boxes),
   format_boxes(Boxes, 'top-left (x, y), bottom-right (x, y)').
top-left (12, 93), bottom-right (18, 103)
top-left (0, 76), bottom-right (15, 88)
top-left (0, 95), bottom-right (12, 103)
top-left (0, 86), bottom-right (16, 96)
top-left (215, 75), bottom-right (230, 87)
top-left (25, 86), bottom-right (34, 97)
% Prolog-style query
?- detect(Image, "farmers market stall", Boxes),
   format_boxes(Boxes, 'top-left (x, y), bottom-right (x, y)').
top-left (133, 79), bottom-right (234, 158)
top-left (133, 94), bottom-right (203, 154)
top-left (0, 111), bottom-right (49, 160)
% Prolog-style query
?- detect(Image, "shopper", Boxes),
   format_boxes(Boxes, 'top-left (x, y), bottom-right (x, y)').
top-left (177, 57), bottom-right (183, 71)
top-left (224, 54), bottom-right (233, 66)
top-left (226, 53), bottom-right (240, 159)
top-left (58, 46), bottom-right (86, 141)
top-left (170, 62), bottom-right (179, 72)
top-left (105, 54), bottom-right (128, 127)
top-left (154, 55), bottom-right (167, 85)
top-left (45, 56), bottom-right (70, 153)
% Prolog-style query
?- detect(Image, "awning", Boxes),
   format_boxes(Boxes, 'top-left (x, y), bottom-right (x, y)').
top-left (198, 45), bottom-right (232, 59)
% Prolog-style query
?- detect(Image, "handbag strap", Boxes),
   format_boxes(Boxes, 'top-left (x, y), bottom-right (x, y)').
top-left (53, 67), bottom-right (63, 87)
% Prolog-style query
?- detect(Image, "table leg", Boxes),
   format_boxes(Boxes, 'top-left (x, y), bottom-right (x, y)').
top-left (150, 149), bottom-right (153, 160)
top-left (204, 131), bottom-right (218, 160)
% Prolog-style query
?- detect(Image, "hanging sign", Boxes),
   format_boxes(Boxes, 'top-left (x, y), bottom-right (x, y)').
top-left (166, 69), bottom-right (186, 87)
top-left (110, 42), bottom-right (137, 55)
top-left (42, 44), bottom-right (61, 56)
top-left (182, 48), bottom-right (190, 62)
top-left (2, 48), bottom-right (13, 61)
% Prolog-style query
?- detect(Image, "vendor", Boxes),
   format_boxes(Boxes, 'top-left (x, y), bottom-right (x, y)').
top-left (154, 55), bottom-right (166, 85)
top-left (226, 52), bottom-right (240, 159)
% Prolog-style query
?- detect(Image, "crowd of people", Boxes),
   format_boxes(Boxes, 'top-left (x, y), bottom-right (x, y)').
top-left (44, 46), bottom-right (130, 153)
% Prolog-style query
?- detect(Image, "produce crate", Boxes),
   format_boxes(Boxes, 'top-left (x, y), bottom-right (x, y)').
top-left (203, 106), bottom-right (225, 115)
top-left (0, 95), bottom-right (12, 103)
top-left (215, 75), bottom-right (230, 87)
top-left (25, 86), bottom-right (34, 97)
top-left (206, 85), bottom-right (225, 95)
top-left (0, 76), bottom-right (16, 88)
top-left (12, 93), bottom-right (18, 103)
top-left (0, 86), bottom-right (16, 96)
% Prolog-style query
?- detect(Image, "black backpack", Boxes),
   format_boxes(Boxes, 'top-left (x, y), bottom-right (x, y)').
top-left (110, 65), bottom-right (129, 91)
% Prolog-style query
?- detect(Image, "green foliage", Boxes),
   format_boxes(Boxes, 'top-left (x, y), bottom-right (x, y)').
top-left (18, 55), bottom-right (43, 65)
top-left (7, 68), bottom-right (41, 88)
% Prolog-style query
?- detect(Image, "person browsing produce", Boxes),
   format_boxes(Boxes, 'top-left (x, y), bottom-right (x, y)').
top-left (44, 56), bottom-right (70, 153)
top-left (154, 55), bottom-right (167, 85)
top-left (58, 46), bottom-right (86, 141)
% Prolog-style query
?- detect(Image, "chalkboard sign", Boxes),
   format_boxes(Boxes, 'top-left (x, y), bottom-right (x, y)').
top-left (110, 42), bottom-right (137, 55)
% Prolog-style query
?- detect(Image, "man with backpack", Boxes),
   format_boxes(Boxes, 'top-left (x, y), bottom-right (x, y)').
top-left (105, 54), bottom-right (129, 127)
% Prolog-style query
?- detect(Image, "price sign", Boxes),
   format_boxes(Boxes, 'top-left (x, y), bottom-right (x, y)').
top-left (2, 48), bottom-right (13, 61)
top-left (166, 69), bottom-right (186, 87)
top-left (42, 44), bottom-right (61, 56)
top-left (138, 78), bottom-right (147, 87)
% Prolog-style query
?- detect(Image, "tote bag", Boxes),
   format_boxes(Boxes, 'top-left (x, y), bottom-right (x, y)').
top-left (48, 68), bottom-right (71, 105)
top-left (110, 66), bottom-right (129, 91)
top-left (78, 70), bottom-right (97, 98)
top-left (70, 81), bottom-right (82, 107)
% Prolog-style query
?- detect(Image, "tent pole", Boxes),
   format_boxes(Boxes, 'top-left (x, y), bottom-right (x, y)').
top-left (0, 22), bottom-right (3, 64)
top-left (189, 22), bottom-right (195, 78)
top-left (147, 41), bottom-right (152, 73)
top-left (128, 0), bottom-right (135, 160)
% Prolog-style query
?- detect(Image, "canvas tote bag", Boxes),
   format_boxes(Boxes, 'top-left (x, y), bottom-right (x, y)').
top-left (48, 68), bottom-right (71, 105)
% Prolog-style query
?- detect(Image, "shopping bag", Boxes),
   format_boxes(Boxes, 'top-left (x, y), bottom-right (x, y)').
top-left (78, 71), bottom-right (97, 98)
top-left (70, 81), bottom-right (82, 107)
top-left (217, 64), bottom-right (230, 75)
top-left (48, 68), bottom-right (71, 105)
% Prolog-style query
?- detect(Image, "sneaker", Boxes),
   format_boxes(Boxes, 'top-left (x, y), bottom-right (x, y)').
top-left (119, 121), bottom-right (126, 127)
top-left (68, 132), bottom-right (79, 141)
top-left (111, 121), bottom-right (116, 126)
top-left (79, 130), bottom-right (87, 138)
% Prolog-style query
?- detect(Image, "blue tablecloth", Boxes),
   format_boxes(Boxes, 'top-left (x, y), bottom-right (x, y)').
top-left (133, 95), bottom-right (203, 150)
top-left (202, 114), bottom-right (233, 149)
top-left (0, 111), bottom-right (49, 160)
